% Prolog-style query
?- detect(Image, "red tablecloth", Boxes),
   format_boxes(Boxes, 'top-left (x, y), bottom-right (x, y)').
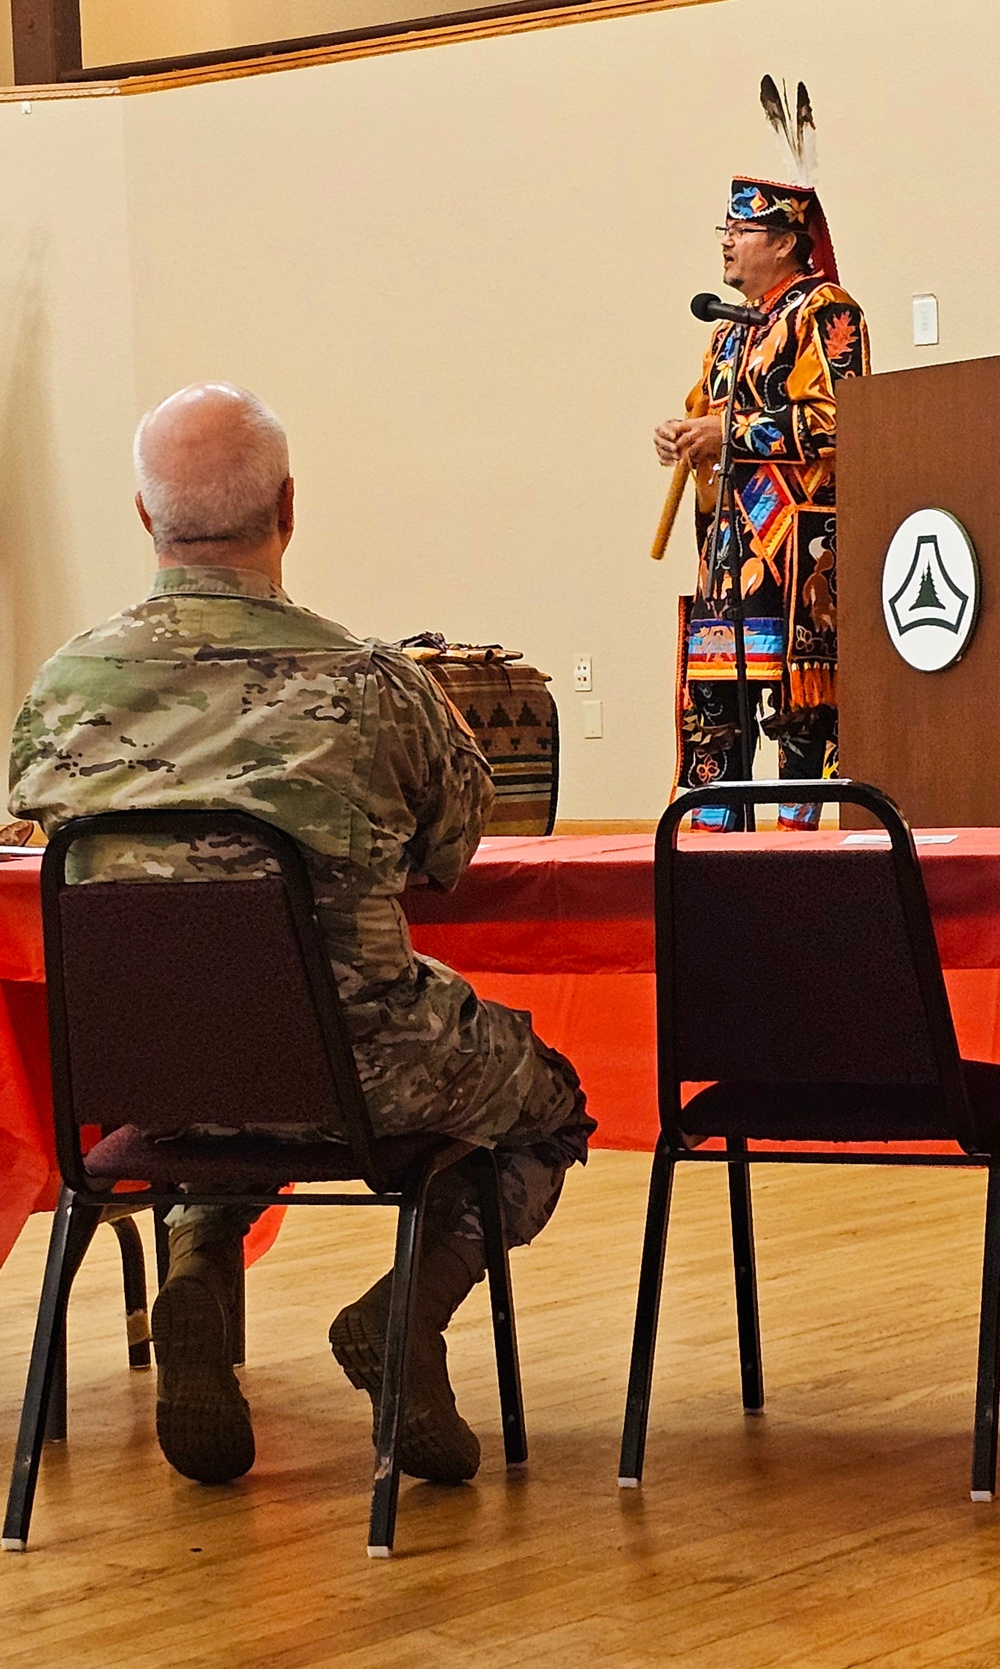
top-left (405, 830), bottom-right (1000, 1152)
top-left (4, 830), bottom-right (1000, 1265)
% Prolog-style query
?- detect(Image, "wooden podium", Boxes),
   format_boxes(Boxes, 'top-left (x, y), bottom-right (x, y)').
top-left (837, 356), bottom-right (1000, 826)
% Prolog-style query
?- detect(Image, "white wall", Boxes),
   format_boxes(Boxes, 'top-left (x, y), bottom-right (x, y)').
top-left (2, 0), bottom-right (999, 816)
top-left (122, 27), bottom-right (691, 817)
top-left (0, 96), bottom-right (139, 752)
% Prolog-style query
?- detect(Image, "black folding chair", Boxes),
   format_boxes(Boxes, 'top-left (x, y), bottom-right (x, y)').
top-left (3, 810), bottom-right (525, 1557)
top-left (619, 779), bottom-right (1000, 1501)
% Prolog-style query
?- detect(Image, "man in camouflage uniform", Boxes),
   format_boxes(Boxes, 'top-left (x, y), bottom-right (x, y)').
top-left (9, 382), bottom-right (593, 1488)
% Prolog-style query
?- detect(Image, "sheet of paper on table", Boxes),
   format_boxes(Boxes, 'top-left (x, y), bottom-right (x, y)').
top-left (840, 833), bottom-right (957, 846)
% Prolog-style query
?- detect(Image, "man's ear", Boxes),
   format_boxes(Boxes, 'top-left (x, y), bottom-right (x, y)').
top-left (135, 492), bottom-right (153, 534)
top-left (278, 477), bottom-right (295, 548)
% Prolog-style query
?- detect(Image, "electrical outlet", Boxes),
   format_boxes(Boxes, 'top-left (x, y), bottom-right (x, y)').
top-left (573, 655), bottom-right (593, 692)
top-left (913, 294), bottom-right (939, 346)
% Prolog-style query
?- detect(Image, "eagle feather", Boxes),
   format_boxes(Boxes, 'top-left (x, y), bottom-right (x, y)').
top-left (794, 81), bottom-right (818, 186)
top-left (759, 74), bottom-right (818, 187)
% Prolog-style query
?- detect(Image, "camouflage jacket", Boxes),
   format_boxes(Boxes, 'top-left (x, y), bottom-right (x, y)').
top-left (8, 565), bottom-right (493, 1020)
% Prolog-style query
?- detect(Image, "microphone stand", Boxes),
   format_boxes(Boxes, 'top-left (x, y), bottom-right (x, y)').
top-left (702, 320), bottom-right (756, 833)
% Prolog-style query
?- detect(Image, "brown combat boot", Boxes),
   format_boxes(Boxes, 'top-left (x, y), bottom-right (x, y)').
top-left (151, 1221), bottom-right (255, 1484)
top-left (329, 1238), bottom-right (484, 1483)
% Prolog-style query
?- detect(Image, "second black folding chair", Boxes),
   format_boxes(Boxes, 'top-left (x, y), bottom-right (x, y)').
top-left (620, 779), bottom-right (1000, 1502)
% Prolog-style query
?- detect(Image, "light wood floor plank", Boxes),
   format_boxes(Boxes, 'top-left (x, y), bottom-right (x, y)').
top-left (2, 1155), bottom-right (1000, 1666)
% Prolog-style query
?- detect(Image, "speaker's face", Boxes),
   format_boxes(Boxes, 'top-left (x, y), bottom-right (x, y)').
top-left (718, 223), bottom-right (791, 299)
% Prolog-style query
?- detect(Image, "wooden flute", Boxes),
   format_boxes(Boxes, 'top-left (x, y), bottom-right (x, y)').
top-left (649, 458), bottom-right (691, 560)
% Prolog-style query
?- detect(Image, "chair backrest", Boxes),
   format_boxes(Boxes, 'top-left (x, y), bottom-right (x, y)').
top-left (42, 810), bottom-right (386, 1189)
top-left (656, 781), bottom-right (973, 1147)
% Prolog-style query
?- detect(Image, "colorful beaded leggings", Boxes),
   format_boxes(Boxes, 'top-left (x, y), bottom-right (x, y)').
top-left (679, 681), bottom-right (838, 831)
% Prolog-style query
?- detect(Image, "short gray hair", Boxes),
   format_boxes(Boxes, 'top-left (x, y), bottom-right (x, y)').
top-left (134, 387), bottom-right (290, 548)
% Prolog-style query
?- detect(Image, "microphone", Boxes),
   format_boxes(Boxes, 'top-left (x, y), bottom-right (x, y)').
top-left (691, 292), bottom-right (768, 328)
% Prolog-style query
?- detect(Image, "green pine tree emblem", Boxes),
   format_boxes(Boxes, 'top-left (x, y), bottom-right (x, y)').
top-left (913, 563), bottom-right (945, 610)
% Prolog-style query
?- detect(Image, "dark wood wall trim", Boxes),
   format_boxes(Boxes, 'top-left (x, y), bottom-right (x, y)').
top-left (66, 0), bottom-right (634, 84)
top-left (2, 0), bottom-right (724, 95)
top-left (11, 0), bottom-right (81, 84)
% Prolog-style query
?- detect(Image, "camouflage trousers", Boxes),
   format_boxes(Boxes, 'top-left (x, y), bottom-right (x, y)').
top-left (169, 996), bottom-right (594, 1255)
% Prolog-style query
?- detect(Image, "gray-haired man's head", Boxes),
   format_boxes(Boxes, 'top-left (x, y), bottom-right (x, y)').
top-left (134, 383), bottom-right (291, 558)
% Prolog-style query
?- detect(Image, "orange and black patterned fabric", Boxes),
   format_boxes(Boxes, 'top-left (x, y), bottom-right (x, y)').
top-left (682, 268), bottom-right (870, 717)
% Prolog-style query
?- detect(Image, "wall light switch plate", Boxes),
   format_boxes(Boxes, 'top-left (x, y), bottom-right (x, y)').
top-left (573, 655), bottom-right (593, 693)
top-left (912, 294), bottom-right (939, 347)
top-left (582, 700), bottom-right (603, 738)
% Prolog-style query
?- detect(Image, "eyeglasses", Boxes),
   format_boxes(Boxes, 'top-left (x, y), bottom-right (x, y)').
top-left (714, 223), bottom-right (774, 243)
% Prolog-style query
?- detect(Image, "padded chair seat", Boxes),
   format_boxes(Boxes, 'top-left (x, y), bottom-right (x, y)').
top-left (682, 1059), bottom-right (1000, 1149)
top-left (84, 1125), bottom-right (449, 1190)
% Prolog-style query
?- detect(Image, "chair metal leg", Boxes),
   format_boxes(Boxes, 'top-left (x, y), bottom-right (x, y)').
top-left (727, 1138), bottom-right (764, 1414)
top-left (43, 1318), bottom-right (67, 1443)
top-left (3, 1189), bottom-right (102, 1551)
top-left (153, 1208), bottom-right (170, 1291)
top-left (619, 1137), bottom-right (675, 1487)
top-left (368, 1177), bottom-right (426, 1558)
top-left (472, 1147), bottom-right (527, 1466)
top-left (109, 1216), bottom-right (151, 1370)
top-left (971, 1162), bottom-right (1000, 1500)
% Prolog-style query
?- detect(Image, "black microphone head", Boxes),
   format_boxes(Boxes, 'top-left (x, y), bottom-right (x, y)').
top-left (690, 292), bottom-right (720, 322)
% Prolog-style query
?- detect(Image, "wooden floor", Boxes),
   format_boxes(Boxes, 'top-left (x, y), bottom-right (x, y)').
top-left (2, 1152), bottom-right (1000, 1667)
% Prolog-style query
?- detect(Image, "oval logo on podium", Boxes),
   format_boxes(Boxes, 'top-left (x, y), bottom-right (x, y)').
top-left (881, 508), bottom-right (980, 672)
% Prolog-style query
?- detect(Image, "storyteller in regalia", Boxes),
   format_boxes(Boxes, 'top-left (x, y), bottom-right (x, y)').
top-left (655, 172), bottom-right (870, 830)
